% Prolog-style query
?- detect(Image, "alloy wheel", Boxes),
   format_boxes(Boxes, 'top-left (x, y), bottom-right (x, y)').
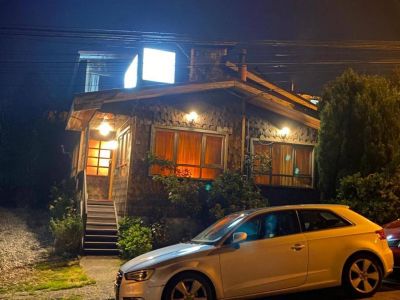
top-left (349, 258), bottom-right (380, 294)
top-left (171, 279), bottom-right (208, 300)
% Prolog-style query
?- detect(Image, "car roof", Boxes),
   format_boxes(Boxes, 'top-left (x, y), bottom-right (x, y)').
top-left (241, 204), bottom-right (350, 216)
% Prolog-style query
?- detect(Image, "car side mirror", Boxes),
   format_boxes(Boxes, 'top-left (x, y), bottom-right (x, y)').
top-left (232, 232), bottom-right (247, 244)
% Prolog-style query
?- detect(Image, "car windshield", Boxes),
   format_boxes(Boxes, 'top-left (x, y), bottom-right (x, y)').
top-left (191, 212), bottom-right (248, 244)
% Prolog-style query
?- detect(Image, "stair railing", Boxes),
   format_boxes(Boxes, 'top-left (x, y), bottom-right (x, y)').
top-left (77, 170), bottom-right (88, 252)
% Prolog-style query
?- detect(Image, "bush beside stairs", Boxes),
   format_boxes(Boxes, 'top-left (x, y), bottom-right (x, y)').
top-left (84, 199), bottom-right (119, 255)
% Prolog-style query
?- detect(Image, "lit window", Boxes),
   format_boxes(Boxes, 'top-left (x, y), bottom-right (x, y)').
top-left (142, 48), bottom-right (175, 84)
top-left (150, 128), bottom-right (225, 179)
top-left (252, 141), bottom-right (313, 188)
top-left (124, 55), bottom-right (138, 88)
top-left (86, 139), bottom-right (113, 176)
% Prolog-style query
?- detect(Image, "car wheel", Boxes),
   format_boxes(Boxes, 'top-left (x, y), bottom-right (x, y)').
top-left (342, 254), bottom-right (383, 298)
top-left (163, 272), bottom-right (215, 300)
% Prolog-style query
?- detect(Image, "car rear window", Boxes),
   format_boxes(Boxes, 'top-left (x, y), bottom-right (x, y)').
top-left (298, 209), bottom-right (352, 232)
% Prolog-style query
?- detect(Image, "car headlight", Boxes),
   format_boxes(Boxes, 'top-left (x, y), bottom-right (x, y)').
top-left (124, 269), bottom-right (154, 281)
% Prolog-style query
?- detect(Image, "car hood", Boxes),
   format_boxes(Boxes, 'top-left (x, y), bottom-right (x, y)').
top-left (120, 242), bottom-right (215, 273)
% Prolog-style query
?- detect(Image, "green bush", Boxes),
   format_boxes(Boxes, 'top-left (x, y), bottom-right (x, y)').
top-left (153, 174), bottom-right (203, 217)
top-left (208, 171), bottom-right (268, 220)
top-left (117, 217), bottom-right (153, 259)
top-left (337, 170), bottom-right (400, 224)
top-left (49, 180), bottom-right (77, 220)
top-left (50, 214), bottom-right (83, 256)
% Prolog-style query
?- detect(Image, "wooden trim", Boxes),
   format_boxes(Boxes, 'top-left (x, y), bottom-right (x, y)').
top-left (226, 61), bottom-right (317, 111)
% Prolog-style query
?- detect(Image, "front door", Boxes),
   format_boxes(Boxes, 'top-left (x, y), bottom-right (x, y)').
top-left (86, 139), bottom-right (114, 200)
top-left (219, 210), bottom-right (308, 298)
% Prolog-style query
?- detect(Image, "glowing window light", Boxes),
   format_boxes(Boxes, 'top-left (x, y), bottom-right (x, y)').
top-left (98, 122), bottom-right (112, 136)
top-left (124, 55), bottom-right (138, 88)
top-left (142, 48), bottom-right (176, 84)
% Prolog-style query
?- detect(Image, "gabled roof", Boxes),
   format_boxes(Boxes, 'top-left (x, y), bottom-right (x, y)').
top-left (66, 80), bottom-right (320, 131)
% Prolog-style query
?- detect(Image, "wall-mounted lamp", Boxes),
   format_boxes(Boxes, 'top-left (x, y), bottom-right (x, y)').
top-left (279, 126), bottom-right (290, 138)
top-left (98, 121), bottom-right (112, 136)
top-left (186, 111), bottom-right (198, 122)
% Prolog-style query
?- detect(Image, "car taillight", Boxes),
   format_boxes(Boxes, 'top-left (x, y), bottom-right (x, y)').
top-left (375, 229), bottom-right (387, 240)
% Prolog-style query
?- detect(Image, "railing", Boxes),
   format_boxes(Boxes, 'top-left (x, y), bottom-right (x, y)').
top-left (77, 170), bottom-right (88, 251)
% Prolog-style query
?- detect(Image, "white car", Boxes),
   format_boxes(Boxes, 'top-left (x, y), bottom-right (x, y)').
top-left (116, 204), bottom-right (394, 300)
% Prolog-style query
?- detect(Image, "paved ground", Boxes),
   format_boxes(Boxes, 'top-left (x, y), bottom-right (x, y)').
top-left (264, 272), bottom-right (400, 300)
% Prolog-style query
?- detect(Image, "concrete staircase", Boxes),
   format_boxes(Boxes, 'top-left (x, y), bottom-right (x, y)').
top-left (84, 199), bottom-right (119, 255)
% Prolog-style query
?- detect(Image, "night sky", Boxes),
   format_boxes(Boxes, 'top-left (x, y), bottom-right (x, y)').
top-left (1, 0), bottom-right (400, 103)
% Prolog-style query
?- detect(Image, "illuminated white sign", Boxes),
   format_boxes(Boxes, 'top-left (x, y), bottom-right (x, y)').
top-left (142, 48), bottom-right (175, 84)
top-left (124, 55), bottom-right (138, 88)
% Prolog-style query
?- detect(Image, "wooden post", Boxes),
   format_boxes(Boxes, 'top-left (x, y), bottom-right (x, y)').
top-left (239, 49), bottom-right (247, 82)
top-left (241, 99), bottom-right (246, 173)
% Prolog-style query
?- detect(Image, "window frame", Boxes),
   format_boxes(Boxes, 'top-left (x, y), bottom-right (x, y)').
top-left (296, 209), bottom-right (354, 233)
top-left (86, 139), bottom-right (113, 177)
top-left (250, 138), bottom-right (315, 188)
top-left (225, 209), bottom-right (302, 244)
top-left (150, 125), bottom-right (228, 179)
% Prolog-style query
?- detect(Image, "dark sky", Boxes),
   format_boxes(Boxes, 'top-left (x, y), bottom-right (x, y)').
top-left (1, 0), bottom-right (400, 101)
top-left (2, 0), bottom-right (400, 40)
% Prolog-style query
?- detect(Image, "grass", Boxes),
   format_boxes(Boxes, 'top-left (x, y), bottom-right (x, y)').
top-left (0, 259), bottom-right (95, 295)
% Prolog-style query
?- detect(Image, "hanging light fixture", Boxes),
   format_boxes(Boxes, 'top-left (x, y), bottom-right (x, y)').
top-left (98, 121), bottom-right (112, 136)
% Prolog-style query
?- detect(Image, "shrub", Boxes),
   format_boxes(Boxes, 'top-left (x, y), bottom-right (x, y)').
top-left (50, 214), bottom-right (83, 256)
top-left (153, 174), bottom-right (203, 218)
top-left (117, 217), bottom-right (153, 259)
top-left (337, 170), bottom-right (400, 224)
top-left (208, 171), bottom-right (268, 220)
top-left (49, 180), bottom-right (77, 220)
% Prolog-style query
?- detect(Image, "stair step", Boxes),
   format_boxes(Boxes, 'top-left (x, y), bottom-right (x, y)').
top-left (84, 241), bottom-right (118, 249)
top-left (87, 200), bottom-right (113, 206)
top-left (85, 234), bottom-right (118, 242)
top-left (87, 221), bottom-right (117, 226)
top-left (86, 228), bottom-right (118, 234)
top-left (87, 204), bottom-right (115, 210)
top-left (87, 217), bottom-right (115, 222)
top-left (84, 248), bottom-right (120, 255)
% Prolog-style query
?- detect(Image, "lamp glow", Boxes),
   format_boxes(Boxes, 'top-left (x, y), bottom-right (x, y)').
top-left (279, 127), bottom-right (290, 137)
top-left (98, 122), bottom-right (112, 136)
top-left (109, 140), bottom-right (118, 150)
top-left (186, 111), bottom-right (198, 122)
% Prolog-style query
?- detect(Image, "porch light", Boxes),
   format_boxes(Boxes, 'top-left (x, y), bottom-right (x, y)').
top-left (279, 127), bottom-right (290, 138)
top-left (98, 122), bottom-right (112, 136)
top-left (186, 111), bottom-right (198, 122)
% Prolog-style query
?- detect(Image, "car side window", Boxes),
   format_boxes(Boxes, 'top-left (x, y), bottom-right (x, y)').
top-left (233, 216), bottom-right (262, 242)
top-left (261, 210), bottom-right (301, 239)
top-left (298, 210), bottom-right (351, 232)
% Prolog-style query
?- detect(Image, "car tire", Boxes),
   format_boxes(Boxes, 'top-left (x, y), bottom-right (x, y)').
top-left (342, 253), bottom-right (383, 298)
top-left (163, 271), bottom-right (215, 300)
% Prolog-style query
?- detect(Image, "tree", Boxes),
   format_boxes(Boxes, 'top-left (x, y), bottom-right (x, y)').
top-left (317, 69), bottom-right (400, 199)
top-left (0, 73), bottom-right (70, 207)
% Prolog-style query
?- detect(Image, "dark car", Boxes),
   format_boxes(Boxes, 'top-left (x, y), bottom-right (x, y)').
top-left (384, 219), bottom-right (400, 268)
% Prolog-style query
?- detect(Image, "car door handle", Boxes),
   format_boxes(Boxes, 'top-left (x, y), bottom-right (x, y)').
top-left (291, 244), bottom-right (305, 251)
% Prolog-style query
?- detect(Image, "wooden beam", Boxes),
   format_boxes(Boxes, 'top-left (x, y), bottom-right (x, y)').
top-left (226, 61), bottom-right (317, 111)
top-left (73, 81), bottom-right (237, 111)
